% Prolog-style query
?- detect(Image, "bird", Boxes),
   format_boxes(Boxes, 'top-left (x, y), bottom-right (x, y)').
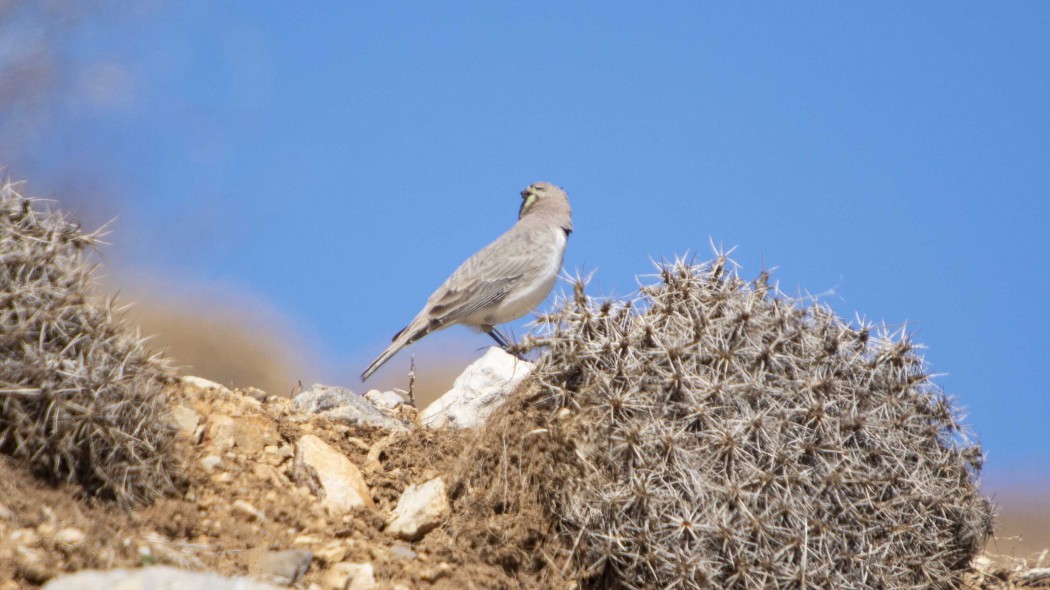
top-left (361, 182), bottom-right (573, 382)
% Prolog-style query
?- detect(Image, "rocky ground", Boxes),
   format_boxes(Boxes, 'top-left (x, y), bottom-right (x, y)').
top-left (0, 350), bottom-right (1047, 589)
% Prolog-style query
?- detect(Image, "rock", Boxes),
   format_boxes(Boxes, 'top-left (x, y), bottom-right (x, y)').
top-left (244, 387), bottom-right (269, 402)
top-left (200, 455), bottom-right (224, 472)
top-left (292, 384), bottom-right (408, 430)
top-left (390, 545), bottom-right (417, 560)
top-left (294, 434), bottom-right (374, 514)
top-left (181, 375), bottom-right (233, 396)
top-left (292, 534), bottom-right (324, 547)
top-left (420, 348), bottom-right (532, 428)
top-left (233, 499), bottom-right (266, 521)
top-left (207, 414), bottom-right (275, 454)
top-left (207, 414), bottom-right (238, 451)
top-left (43, 566), bottom-right (283, 589)
top-left (321, 562), bottom-right (375, 590)
top-left (251, 549), bottom-right (313, 585)
top-left (254, 463), bottom-right (288, 487)
top-left (386, 477), bottom-right (449, 541)
top-left (54, 527), bottom-right (86, 547)
top-left (315, 541), bottom-right (348, 564)
top-left (419, 562), bottom-right (452, 583)
top-left (169, 405), bottom-right (202, 442)
top-left (363, 389), bottom-right (405, 410)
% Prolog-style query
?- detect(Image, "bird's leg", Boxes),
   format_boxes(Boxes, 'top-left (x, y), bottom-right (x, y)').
top-left (487, 327), bottom-right (530, 361)
top-left (486, 327), bottom-right (511, 348)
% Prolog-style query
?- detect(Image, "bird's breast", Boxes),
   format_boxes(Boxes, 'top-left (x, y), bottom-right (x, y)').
top-left (482, 226), bottom-right (567, 325)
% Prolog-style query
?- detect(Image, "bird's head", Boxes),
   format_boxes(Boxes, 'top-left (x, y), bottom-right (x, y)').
top-left (519, 182), bottom-right (573, 234)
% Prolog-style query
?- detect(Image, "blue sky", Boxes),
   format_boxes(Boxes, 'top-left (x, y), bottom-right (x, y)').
top-left (5, 3), bottom-right (1049, 489)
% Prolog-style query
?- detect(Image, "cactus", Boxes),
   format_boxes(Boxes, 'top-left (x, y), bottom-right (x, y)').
top-left (0, 180), bottom-right (179, 506)
top-left (455, 254), bottom-right (992, 589)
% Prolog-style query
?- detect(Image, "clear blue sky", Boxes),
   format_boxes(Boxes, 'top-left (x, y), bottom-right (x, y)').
top-left (6, 3), bottom-right (1049, 489)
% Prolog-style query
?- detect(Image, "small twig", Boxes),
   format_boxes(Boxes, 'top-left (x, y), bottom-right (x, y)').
top-left (0, 388), bottom-right (42, 396)
top-left (407, 355), bottom-right (416, 407)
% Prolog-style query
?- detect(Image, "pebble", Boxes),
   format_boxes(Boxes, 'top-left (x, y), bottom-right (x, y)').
top-left (390, 545), bottom-right (417, 560)
top-left (321, 562), bottom-right (375, 590)
top-left (55, 527), bottom-right (86, 547)
top-left (385, 477), bottom-right (449, 541)
top-left (251, 549), bottom-right (313, 585)
top-left (200, 455), bottom-right (224, 472)
top-left (232, 499), bottom-right (266, 522)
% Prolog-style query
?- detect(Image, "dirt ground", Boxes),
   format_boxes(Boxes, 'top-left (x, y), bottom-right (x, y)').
top-left (0, 379), bottom-right (533, 589)
top-left (0, 378), bottom-right (1047, 589)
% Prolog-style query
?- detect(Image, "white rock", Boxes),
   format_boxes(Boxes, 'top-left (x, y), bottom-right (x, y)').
top-left (200, 455), bottom-right (224, 472)
top-left (386, 477), bottom-right (449, 541)
top-left (294, 435), bottom-right (374, 514)
top-left (207, 414), bottom-right (238, 451)
top-left (54, 528), bottom-right (86, 547)
top-left (293, 384), bottom-right (408, 430)
top-left (43, 566), bottom-right (282, 590)
top-left (315, 541), bottom-right (348, 564)
top-left (232, 499), bottom-right (266, 522)
top-left (168, 405), bottom-right (201, 441)
top-left (181, 375), bottom-right (233, 396)
top-left (321, 562), bottom-right (375, 590)
top-left (420, 347), bottom-right (532, 428)
top-left (363, 389), bottom-right (405, 410)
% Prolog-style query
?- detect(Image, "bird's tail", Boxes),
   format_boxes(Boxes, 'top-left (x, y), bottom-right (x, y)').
top-left (360, 321), bottom-right (425, 382)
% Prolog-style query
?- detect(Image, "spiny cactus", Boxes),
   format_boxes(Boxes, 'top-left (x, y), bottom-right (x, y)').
top-left (455, 254), bottom-right (992, 589)
top-left (0, 180), bottom-right (179, 506)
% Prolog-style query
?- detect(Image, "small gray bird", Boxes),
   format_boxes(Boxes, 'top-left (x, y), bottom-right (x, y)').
top-left (361, 182), bottom-right (572, 382)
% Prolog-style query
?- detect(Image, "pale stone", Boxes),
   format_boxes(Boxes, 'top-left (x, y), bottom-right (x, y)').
top-left (207, 414), bottom-right (237, 451)
top-left (207, 414), bottom-right (274, 453)
top-left (363, 389), bottom-right (405, 410)
top-left (386, 477), bottom-right (449, 541)
top-left (244, 387), bottom-right (269, 402)
top-left (54, 528), bottom-right (86, 547)
top-left (420, 348), bottom-right (532, 428)
top-left (233, 499), bottom-right (266, 522)
top-left (181, 375), bottom-right (233, 396)
top-left (293, 534), bottom-right (324, 546)
top-left (390, 545), bottom-right (417, 560)
top-left (315, 541), bottom-right (348, 564)
top-left (169, 405), bottom-right (202, 441)
top-left (43, 566), bottom-right (283, 589)
top-left (321, 562), bottom-right (375, 590)
top-left (294, 435), bottom-right (374, 514)
top-left (200, 455), bottom-right (223, 472)
top-left (293, 384), bottom-right (408, 430)
top-left (251, 549), bottom-right (313, 585)
top-left (419, 562), bottom-right (452, 583)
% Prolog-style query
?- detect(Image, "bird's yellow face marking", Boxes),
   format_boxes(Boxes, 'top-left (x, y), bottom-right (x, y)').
top-left (519, 186), bottom-right (541, 219)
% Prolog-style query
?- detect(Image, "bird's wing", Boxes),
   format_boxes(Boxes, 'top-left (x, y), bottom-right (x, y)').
top-left (426, 276), bottom-right (519, 329)
top-left (423, 225), bottom-right (546, 329)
